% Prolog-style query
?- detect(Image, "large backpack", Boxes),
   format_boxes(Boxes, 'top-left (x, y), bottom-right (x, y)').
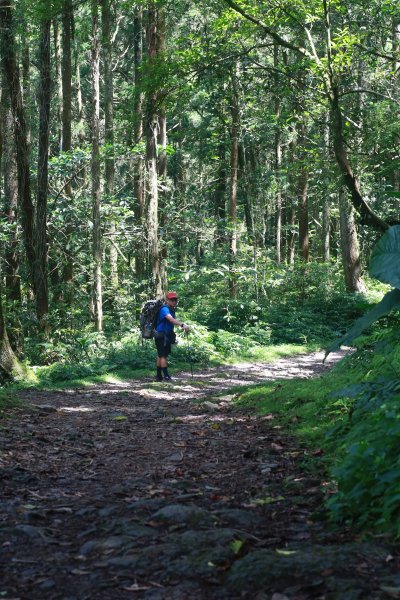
top-left (139, 298), bottom-right (164, 339)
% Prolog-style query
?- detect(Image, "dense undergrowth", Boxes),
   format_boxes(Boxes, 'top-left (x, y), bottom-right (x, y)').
top-left (235, 314), bottom-right (400, 537)
top-left (20, 261), bottom-right (373, 381)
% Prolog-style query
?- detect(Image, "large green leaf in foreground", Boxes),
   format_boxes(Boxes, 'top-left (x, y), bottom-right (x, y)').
top-left (370, 225), bottom-right (400, 288)
top-left (325, 288), bottom-right (400, 358)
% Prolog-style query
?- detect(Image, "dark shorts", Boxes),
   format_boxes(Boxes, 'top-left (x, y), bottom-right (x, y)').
top-left (155, 336), bottom-right (172, 358)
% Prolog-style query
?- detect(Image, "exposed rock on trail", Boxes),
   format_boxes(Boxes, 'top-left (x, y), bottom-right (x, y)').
top-left (1, 351), bottom-right (399, 599)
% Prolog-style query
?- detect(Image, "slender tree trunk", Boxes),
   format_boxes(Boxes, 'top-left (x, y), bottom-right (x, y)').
top-left (2, 87), bottom-right (21, 303)
top-left (61, 0), bottom-right (72, 153)
top-left (274, 44), bottom-right (282, 264)
top-left (145, 1), bottom-right (164, 296)
top-left (61, 0), bottom-right (74, 292)
top-left (392, 17), bottom-right (399, 192)
top-left (322, 201), bottom-right (330, 262)
top-left (287, 198), bottom-right (296, 268)
top-left (35, 19), bottom-right (51, 328)
top-left (214, 139), bottom-right (227, 246)
top-left (322, 113), bottom-right (330, 261)
top-left (297, 120), bottom-right (309, 262)
top-left (240, 144), bottom-right (255, 247)
top-left (133, 4), bottom-right (145, 280)
top-left (91, 0), bottom-right (103, 331)
top-left (228, 66), bottom-right (239, 298)
top-left (21, 31), bottom-right (31, 151)
top-left (73, 12), bottom-right (85, 146)
top-left (102, 0), bottom-right (118, 292)
top-left (155, 7), bottom-right (167, 292)
top-left (0, 0), bottom-right (35, 291)
top-left (53, 19), bottom-right (63, 153)
top-left (339, 188), bottom-right (366, 293)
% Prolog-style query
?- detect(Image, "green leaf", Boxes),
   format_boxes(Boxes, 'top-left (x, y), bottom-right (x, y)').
top-left (325, 288), bottom-right (400, 358)
top-left (230, 539), bottom-right (245, 554)
top-left (370, 226), bottom-right (400, 288)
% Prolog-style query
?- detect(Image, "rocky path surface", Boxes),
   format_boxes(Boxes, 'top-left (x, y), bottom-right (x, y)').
top-left (1, 351), bottom-right (399, 600)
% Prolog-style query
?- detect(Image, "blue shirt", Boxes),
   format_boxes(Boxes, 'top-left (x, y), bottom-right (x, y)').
top-left (156, 305), bottom-right (176, 336)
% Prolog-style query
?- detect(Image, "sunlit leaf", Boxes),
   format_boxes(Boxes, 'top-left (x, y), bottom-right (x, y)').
top-left (370, 226), bottom-right (400, 288)
top-left (230, 539), bottom-right (245, 554)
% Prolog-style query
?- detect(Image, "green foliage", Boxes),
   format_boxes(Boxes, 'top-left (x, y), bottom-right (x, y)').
top-left (236, 317), bottom-right (400, 536)
top-left (327, 386), bottom-right (400, 534)
top-left (184, 262), bottom-right (368, 346)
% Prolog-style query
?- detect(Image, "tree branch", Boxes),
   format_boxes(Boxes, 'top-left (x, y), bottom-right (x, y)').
top-left (222, 0), bottom-right (313, 60)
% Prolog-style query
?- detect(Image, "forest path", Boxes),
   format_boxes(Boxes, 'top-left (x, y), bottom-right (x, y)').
top-left (1, 350), bottom-right (398, 600)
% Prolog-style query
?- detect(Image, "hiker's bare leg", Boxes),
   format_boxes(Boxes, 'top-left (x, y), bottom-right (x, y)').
top-left (157, 357), bottom-right (167, 368)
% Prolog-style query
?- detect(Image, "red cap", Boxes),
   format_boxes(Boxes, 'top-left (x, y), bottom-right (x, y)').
top-left (166, 291), bottom-right (178, 299)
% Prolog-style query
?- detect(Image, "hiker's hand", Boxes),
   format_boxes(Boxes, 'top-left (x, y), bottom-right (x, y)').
top-left (181, 322), bottom-right (190, 333)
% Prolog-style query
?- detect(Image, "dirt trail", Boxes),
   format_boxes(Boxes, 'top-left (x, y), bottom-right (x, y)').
top-left (0, 351), bottom-right (399, 600)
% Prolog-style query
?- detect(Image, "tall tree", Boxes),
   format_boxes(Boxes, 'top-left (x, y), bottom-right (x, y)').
top-left (228, 64), bottom-right (239, 297)
top-left (91, 0), bottom-right (103, 331)
top-left (35, 17), bottom-right (51, 327)
top-left (61, 0), bottom-right (74, 292)
top-left (144, 0), bottom-right (164, 295)
top-left (101, 0), bottom-right (118, 293)
top-left (221, 0), bottom-right (392, 233)
top-left (0, 0), bottom-right (35, 290)
top-left (1, 85), bottom-right (20, 305)
top-left (296, 119), bottom-right (309, 262)
top-left (133, 4), bottom-right (145, 280)
top-left (274, 44), bottom-right (283, 264)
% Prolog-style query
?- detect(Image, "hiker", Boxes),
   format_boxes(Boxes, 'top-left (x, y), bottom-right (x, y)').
top-left (155, 291), bottom-right (190, 381)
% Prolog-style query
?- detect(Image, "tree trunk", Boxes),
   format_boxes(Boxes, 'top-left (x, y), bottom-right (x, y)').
top-left (145, 1), bottom-right (164, 296)
top-left (61, 0), bottom-right (74, 293)
top-left (91, 0), bottom-right (103, 331)
top-left (297, 120), bottom-right (309, 262)
top-left (102, 0), bottom-right (118, 292)
top-left (2, 86), bottom-right (21, 304)
top-left (133, 4), bottom-right (145, 281)
top-left (228, 66), bottom-right (239, 299)
top-left (155, 7), bottom-right (167, 291)
top-left (339, 187), bottom-right (366, 293)
top-left (35, 18), bottom-right (51, 329)
top-left (0, 280), bottom-right (25, 381)
top-left (21, 30), bottom-right (31, 151)
top-left (214, 139), bottom-right (227, 247)
top-left (274, 44), bottom-right (282, 264)
top-left (53, 19), bottom-right (63, 153)
top-left (392, 16), bottom-right (399, 192)
top-left (330, 91), bottom-right (388, 233)
top-left (0, 0), bottom-right (35, 291)
top-left (73, 11), bottom-right (85, 146)
top-left (322, 113), bottom-right (330, 261)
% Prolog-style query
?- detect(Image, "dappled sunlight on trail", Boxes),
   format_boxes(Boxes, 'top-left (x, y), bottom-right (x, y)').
top-left (3, 347), bottom-right (395, 600)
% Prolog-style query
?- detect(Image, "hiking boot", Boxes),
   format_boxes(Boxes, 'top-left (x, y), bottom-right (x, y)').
top-left (155, 376), bottom-right (163, 382)
top-left (163, 375), bottom-right (172, 381)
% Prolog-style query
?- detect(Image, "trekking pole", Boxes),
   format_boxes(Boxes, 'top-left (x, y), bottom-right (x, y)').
top-left (185, 331), bottom-right (194, 379)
